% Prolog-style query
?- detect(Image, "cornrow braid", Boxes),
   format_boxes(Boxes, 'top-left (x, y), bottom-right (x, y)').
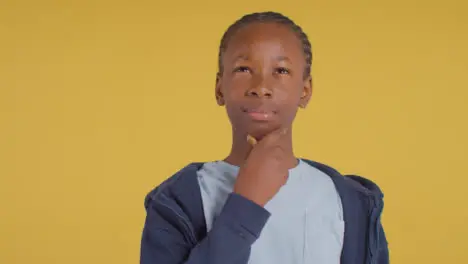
top-left (218, 11), bottom-right (312, 79)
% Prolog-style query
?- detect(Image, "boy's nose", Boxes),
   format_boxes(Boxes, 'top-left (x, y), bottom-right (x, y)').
top-left (245, 75), bottom-right (273, 98)
top-left (245, 87), bottom-right (272, 98)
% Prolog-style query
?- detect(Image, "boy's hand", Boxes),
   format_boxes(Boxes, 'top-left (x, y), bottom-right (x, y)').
top-left (233, 127), bottom-right (290, 207)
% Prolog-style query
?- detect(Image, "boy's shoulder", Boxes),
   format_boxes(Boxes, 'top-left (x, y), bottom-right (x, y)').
top-left (302, 159), bottom-right (384, 198)
top-left (144, 162), bottom-right (204, 207)
top-left (143, 162), bottom-right (207, 241)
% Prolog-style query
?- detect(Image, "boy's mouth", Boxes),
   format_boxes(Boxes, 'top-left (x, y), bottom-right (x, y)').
top-left (241, 106), bottom-right (277, 121)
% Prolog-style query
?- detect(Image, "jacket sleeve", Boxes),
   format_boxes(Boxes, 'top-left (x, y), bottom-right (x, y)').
top-left (377, 221), bottom-right (390, 264)
top-left (140, 192), bottom-right (270, 264)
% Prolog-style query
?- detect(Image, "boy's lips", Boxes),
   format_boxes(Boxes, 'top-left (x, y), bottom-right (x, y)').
top-left (242, 106), bottom-right (277, 121)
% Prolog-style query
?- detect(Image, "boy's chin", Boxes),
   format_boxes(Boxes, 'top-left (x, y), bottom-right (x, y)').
top-left (244, 124), bottom-right (282, 141)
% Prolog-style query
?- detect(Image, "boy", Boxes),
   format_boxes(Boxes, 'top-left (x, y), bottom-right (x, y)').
top-left (140, 11), bottom-right (389, 264)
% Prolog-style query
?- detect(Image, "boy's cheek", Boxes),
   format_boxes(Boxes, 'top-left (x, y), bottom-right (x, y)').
top-left (276, 108), bottom-right (299, 127)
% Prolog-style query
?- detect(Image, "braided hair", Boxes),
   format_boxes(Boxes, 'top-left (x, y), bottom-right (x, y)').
top-left (217, 11), bottom-right (313, 79)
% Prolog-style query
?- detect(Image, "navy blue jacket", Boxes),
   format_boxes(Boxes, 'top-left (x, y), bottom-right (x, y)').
top-left (140, 159), bottom-right (389, 264)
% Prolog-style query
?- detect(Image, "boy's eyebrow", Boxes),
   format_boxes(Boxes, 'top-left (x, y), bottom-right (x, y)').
top-left (276, 55), bottom-right (291, 62)
top-left (232, 55), bottom-right (291, 62)
top-left (233, 54), bottom-right (249, 61)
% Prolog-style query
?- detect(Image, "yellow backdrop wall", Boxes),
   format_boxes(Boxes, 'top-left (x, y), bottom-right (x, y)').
top-left (1, 1), bottom-right (467, 263)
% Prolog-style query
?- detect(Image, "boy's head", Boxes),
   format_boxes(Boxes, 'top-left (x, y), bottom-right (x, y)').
top-left (215, 12), bottom-right (313, 140)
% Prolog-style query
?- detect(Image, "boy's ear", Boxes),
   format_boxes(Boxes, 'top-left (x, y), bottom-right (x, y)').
top-left (215, 73), bottom-right (225, 106)
top-left (299, 76), bottom-right (313, 108)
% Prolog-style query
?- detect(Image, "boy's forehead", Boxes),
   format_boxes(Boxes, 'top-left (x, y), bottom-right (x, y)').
top-left (225, 22), bottom-right (303, 58)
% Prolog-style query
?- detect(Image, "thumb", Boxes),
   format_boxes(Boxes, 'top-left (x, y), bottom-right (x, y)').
top-left (246, 134), bottom-right (258, 146)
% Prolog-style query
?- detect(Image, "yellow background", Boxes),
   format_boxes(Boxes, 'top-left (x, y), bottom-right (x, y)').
top-left (1, 0), bottom-right (467, 263)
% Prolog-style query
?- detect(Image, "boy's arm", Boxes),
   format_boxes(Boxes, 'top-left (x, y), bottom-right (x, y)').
top-left (377, 221), bottom-right (390, 264)
top-left (140, 192), bottom-right (270, 264)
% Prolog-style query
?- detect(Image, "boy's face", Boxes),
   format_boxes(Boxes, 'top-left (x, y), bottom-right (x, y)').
top-left (216, 22), bottom-right (312, 140)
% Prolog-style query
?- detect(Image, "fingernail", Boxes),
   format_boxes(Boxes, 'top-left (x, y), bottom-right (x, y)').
top-left (246, 134), bottom-right (257, 145)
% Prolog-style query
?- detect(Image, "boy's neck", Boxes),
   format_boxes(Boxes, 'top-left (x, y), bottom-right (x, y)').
top-left (224, 130), bottom-right (298, 169)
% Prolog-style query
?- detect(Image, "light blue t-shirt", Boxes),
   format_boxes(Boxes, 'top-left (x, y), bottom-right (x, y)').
top-left (196, 159), bottom-right (344, 264)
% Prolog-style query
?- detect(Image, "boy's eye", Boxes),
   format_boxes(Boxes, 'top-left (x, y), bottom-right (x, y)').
top-left (275, 67), bottom-right (290, 75)
top-left (233, 66), bottom-right (251, 73)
